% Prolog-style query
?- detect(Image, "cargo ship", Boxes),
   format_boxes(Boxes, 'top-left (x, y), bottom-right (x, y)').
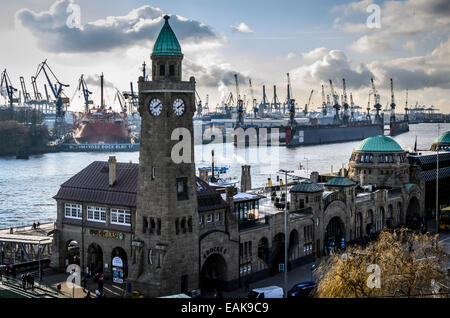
top-left (72, 73), bottom-right (131, 144)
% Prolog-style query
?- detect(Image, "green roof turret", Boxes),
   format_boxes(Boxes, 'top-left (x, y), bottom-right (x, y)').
top-left (152, 15), bottom-right (183, 57)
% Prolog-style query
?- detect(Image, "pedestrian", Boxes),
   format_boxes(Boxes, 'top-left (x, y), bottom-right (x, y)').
top-left (32, 222), bottom-right (36, 230)
top-left (98, 275), bottom-right (104, 293)
top-left (21, 274), bottom-right (26, 289)
top-left (37, 222), bottom-right (40, 228)
top-left (95, 289), bottom-right (100, 298)
top-left (9, 228), bottom-right (13, 234)
top-left (30, 275), bottom-right (34, 290)
top-left (245, 279), bottom-right (250, 293)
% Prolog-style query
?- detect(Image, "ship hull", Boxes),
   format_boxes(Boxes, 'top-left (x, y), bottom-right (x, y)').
top-left (389, 119), bottom-right (409, 136)
top-left (287, 123), bottom-right (383, 147)
top-left (73, 121), bottom-right (131, 144)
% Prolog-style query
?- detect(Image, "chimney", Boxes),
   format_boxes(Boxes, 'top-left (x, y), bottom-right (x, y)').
top-left (240, 165), bottom-right (251, 192)
top-left (108, 156), bottom-right (117, 187)
top-left (310, 171), bottom-right (319, 183)
top-left (199, 168), bottom-right (209, 182)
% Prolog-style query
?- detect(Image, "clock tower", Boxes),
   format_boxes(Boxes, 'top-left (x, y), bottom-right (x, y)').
top-left (131, 15), bottom-right (199, 297)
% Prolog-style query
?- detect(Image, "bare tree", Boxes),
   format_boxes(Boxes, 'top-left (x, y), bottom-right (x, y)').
top-left (314, 229), bottom-right (449, 298)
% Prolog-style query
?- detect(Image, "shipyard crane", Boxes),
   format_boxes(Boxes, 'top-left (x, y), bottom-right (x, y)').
top-left (204, 94), bottom-right (209, 114)
top-left (321, 84), bottom-right (327, 116)
top-left (0, 69), bottom-right (18, 108)
top-left (342, 79), bottom-right (350, 123)
top-left (20, 76), bottom-right (31, 105)
top-left (259, 85), bottom-right (269, 117)
top-left (272, 85), bottom-right (281, 114)
top-left (404, 89), bottom-right (409, 122)
top-left (76, 74), bottom-right (93, 114)
top-left (305, 89), bottom-right (314, 116)
top-left (114, 89), bottom-right (127, 113)
top-left (390, 78), bottom-right (396, 123)
top-left (35, 60), bottom-right (69, 119)
top-left (366, 91), bottom-right (372, 121)
top-left (350, 92), bottom-right (355, 121)
top-left (249, 79), bottom-right (258, 117)
top-left (329, 79), bottom-right (340, 123)
top-left (195, 90), bottom-right (203, 117)
top-left (234, 74), bottom-right (244, 127)
top-left (286, 73), bottom-right (296, 119)
top-left (370, 78), bottom-right (382, 124)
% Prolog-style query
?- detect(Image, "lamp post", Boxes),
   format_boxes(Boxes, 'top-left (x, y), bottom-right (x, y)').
top-left (279, 169), bottom-right (293, 298)
top-left (436, 124), bottom-right (440, 233)
top-left (38, 239), bottom-right (43, 282)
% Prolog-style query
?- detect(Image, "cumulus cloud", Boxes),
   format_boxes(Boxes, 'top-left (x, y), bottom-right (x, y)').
top-left (231, 22), bottom-right (254, 34)
top-left (15, 0), bottom-right (220, 53)
top-left (333, 0), bottom-right (450, 54)
top-left (184, 59), bottom-right (248, 88)
top-left (290, 48), bottom-right (374, 89)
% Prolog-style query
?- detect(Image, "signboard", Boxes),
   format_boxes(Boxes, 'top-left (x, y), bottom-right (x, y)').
top-left (279, 263), bottom-right (285, 272)
top-left (90, 229), bottom-right (124, 240)
top-left (112, 256), bottom-right (124, 284)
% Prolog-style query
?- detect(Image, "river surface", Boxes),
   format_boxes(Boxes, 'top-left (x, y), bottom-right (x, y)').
top-left (0, 123), bottom-right (448, 229)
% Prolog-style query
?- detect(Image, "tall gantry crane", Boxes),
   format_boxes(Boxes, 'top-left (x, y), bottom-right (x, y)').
top-left (321, 84), bottom-right (327, 115)
top-left (272, 85), bottom-right (281, 114)
top-left (286, 73), bottom-right (296, 125)
top-left (329, 79), bottom-right (340, 123)
top-left (20, 76), bottom-right (31, 105)
top-left (1, 69), bottom-right (18, 108)
top-left (305, 89), bottom-right (314, 116)
top-left (234, 74), bottom-right (244, 127)
top-left (259, 85), bottom-right (269, 117)
top-left (366, 91), bottom-right (372, 121)
top-left (342, 79), bottom-right (350, 123)
top-left (204, 94), bottom-right (209, 115)
top-left (404, 89), bottom-right (409, 122)
top-left (248, 79), bottom-right (257, 117)
top-left (195, 90), bottom-right (203, 117)
top-left (350, 92), bottom-right (355, 121)
top-left (35, 60), bottom-right (69, 119)
top-left (390, 78), bottom-right (396, 123)
top-left (370, 78), bottom-right (382, 124)
top-left (77, 74), bottom-right (93, 114)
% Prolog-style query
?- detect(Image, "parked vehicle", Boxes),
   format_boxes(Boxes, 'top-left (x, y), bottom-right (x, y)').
top-left (287, 281), bottom-right (317, 298)
top-left (248, 286), bottom-right (284, 298)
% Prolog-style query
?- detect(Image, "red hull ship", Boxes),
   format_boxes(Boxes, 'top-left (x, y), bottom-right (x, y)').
top-left (73, 106), bottom-right (131, 144)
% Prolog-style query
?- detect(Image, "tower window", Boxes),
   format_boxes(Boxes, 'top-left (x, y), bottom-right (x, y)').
top-left (177, 178), bottom-right (188, 200)
top-left (169, 65), bottom-right (175, 76)
top-left (157, 218), bottom-right (161, 235)
top-left (175, 218), bottom-right (180, 235)
top-left (181, 218), bottom-right (187, 234)
top-left (159, 64), bottom-right (165, 76)
top-left (188, 217), bottom-right (193, 232)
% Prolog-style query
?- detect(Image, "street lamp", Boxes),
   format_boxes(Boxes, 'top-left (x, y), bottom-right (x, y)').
top-left (38, 239), bottom-right (43, 282)
top-left (279, 169), bottom-right (293, 298)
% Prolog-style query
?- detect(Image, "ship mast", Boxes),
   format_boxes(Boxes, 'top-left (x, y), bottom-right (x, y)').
top-left (100, 72), bottom-right (104, 108)
top-left (390, 78), bottom-right (396, 123)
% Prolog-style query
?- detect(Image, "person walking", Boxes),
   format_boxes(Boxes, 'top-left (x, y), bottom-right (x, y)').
top-left (30, 274), bottom-right (35, 290)
top-left (21, 274), bottom-right (26, 289)
top-left (98, 275), bottom-right (104, 294)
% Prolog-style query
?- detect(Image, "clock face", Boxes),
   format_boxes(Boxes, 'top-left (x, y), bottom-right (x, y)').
top-left (149, 98), bottom-right (162, 116)
top-left (173, 98), bottom-right (185, 116)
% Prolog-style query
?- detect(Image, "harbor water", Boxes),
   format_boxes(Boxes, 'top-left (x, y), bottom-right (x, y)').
top-left (0, 123), bottom-right (448, 228)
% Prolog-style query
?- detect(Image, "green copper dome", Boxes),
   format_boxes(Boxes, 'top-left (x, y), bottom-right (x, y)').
top-left (152, 15), bottom-right (183, 57)
top-left (290, 181), bottom-right (323, 193)
top-left (325, 176), bottom-right (356, 187)
top-left (354, 135), bottom-right (404, 153)
top-left (433, 131), bottom-right (450, 145)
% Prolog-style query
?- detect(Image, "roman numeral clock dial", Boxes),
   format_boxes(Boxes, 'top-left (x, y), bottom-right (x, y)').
top-left (149, 98), bottom-right (162, 116)
top-left (173, 98), bottom-right (185, 116)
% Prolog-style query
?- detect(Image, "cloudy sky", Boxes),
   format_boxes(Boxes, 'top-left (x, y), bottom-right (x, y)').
top-left (0, 0), bottom-right (449, 113)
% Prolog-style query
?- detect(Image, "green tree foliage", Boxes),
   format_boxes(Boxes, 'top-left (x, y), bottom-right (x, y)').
top-left (314, 229), bottom-right (449, 298)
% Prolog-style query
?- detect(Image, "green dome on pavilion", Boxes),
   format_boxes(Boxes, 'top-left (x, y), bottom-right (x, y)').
top-left (431, 131), bottom-right (450, 150)
top-left (152, 15), bottom-right (183, 57)
top-left (354, 135), bottom-right (404, 153)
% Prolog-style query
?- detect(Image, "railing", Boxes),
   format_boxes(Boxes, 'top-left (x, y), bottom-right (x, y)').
top-left (0, 274), bottom-right (64, 298)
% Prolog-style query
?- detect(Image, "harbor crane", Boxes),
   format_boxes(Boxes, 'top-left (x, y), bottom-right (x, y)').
top-left (366, 91), bottom-right (372, 121)
top-left (249, 79), bottom-right (257, 117)
top-left (35, 60), bottom-right (69, 119)
top-left (350, 92), bottom-right (355, 120)
top-left (390, 78), bottom-right (396, 123)
top-left (114, 89), bottom-right (127, 113)
top-left (305, 89), bottom-right (314, 116)
top-left (370, 78), bottom-right (382, 124)
top-left (321, 84), bottom-right (327, 115)
top-left (195, 90), bottom-right (203, 117)
top-left (0, 69), bottom-right (18, 108)
top-left (329, 79), bottom-right (340, 123)
top-left (342, 79), bottom-right (350, 123)
top-left (404, 89), bottom-right (409, 122)
top-left (20, 76), bottom-right (31, 104)
top-left (77, 74), bottom-right (93, 114)
top-left (235, 74), bottom-right (244, 127)
top-left (259, 85), bottom-right (269, 117)
top-left (272, 85), bottom-right (281, 114)
top-left (286, 73), bottom-right (296, 124)
top-left (122, 82), bottom-right (138, 114)
top-left (204, 94), bottom-right (209, 114)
